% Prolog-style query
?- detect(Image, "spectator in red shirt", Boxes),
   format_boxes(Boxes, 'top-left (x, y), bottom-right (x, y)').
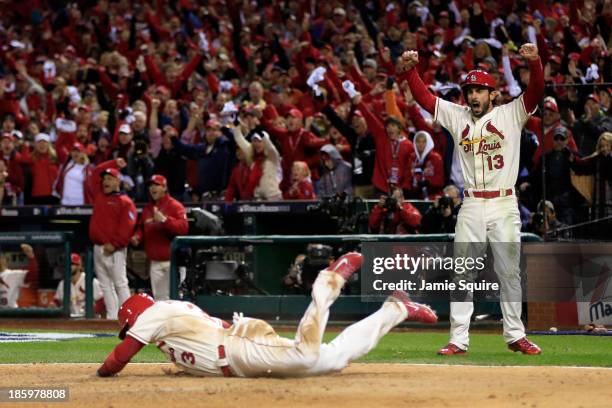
top-left (131, 175), bottom-right (188, 300)
top-left (368, 187), bottom-right (422, 234)
top-left (20, 133), bottom-right (59, 205)
top-left (0, 133), bottom-right (24, 201)
top-left (224, 148), bottom-right (253, 202)
top-left (284, 161), bottom-right (316, 200)
top-left (263, 108), bottom-right (327, 190)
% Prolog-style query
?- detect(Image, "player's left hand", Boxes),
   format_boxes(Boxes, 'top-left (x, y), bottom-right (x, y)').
top-left (103, 243), bottom-right (116, 255)
top-left (519, 43), bottom-right (539, 61)
top-left (20, 244), bottom-right (35, 259)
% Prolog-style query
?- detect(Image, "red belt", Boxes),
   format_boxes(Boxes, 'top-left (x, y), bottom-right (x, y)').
top-left (465, 189), bottom-right (513, 199)
top-left (218, 345), bottom-right (233, 377)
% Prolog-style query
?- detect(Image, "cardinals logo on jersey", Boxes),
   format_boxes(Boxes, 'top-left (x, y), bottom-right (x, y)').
top-left (485, 121), bottom-right (505, 140)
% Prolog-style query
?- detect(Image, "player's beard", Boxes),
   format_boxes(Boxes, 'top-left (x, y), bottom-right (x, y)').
top-left (470, 99), bottom-right (490, 118)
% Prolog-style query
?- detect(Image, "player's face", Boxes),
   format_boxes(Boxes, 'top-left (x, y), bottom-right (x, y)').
top-left (102, 174), bottom-right (120, 194)
top-left (149, 183), bottom-right (167, 201)
top-left (465, 86), bottom-right (494, 118)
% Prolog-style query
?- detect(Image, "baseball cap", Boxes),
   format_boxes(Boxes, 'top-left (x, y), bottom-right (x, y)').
top-left (553, 127), bottom-right (568, 138)
top-left (586, 93), bottom-right (600, 104)
top-left (544, 99), bottom-right (558, 112)
top-left (118, 124), bottom-right (132, 134)
top-left (439, 11), bottom-right (450, 19)
top-left (100, 168), bottom-right (121, 179)
top-left (363, 58), bottom-right (377, 70)
top-left (71, 253), bottom-right (82, 265)
top-left (35, 133), bottom-right (51, 143)
top-left (71, 142), bottom-right (86, 152)
top-left (149, 174), bottom-right (167, 187)
top-left (287, 108), bottom-right (304, 119)
top-left (549, 55), bottom-right (562, 65)
top-left (568, 52), bottom-right (581, 62)
top-left (333, 7), bottom-right (346, 16)
top-left (10, 129), bottom-right (22, 139)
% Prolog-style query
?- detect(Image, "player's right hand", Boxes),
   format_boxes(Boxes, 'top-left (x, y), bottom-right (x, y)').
top-left (398, 51), bottom-right (419, 72)
top-left (116, 158), bottom-right (127, 168)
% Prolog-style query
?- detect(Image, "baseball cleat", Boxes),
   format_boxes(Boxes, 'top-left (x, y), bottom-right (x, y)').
top-left (389, 290), bottom-right (438, 324)
top-left (437, 343), bottom-right (467, 356)
top-left (508, 337), bottom-right (542, 355)
top-left (327, 252), bottom-right (363, 280)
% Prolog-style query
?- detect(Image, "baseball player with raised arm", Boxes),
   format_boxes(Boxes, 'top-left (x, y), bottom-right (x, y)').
top-left (397, 43), bottom-right (544, 355)
top-left (96, 252), bottom-right (438, 378)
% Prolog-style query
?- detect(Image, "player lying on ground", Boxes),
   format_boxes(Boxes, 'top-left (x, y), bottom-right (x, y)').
top-left (96, 252), bottom-right (437, 378)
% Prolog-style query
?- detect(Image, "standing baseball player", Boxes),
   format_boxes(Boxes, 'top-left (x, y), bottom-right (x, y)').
top-left (54, 253), bottom-right (106, 317)
top-left (397, 43), bottom-right (543, 355)
top-left (96, 252), bottom-right (438, 378)
top-left (0, 244), bottom-right (38, 308)
top-left (88, 158), bottom-right (137, 319)
top-left (131, 175), bottom-right (188, 300)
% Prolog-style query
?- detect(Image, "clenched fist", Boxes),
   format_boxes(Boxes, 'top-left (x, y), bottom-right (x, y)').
top-left (397, 51), bottom-right (419, 73)
top-left (519, 43), bottom-right (539, 61)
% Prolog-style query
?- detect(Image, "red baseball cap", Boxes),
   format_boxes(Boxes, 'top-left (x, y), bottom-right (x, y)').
top-left (71, 142), bottom-right (86, 152)
top-left (71, 253), bottom-right (82, 265)
top-left (287, 108), bottom-right (303, 119)
top-left (544, 100), bottom-right (558, 112)
top-left (461, 69), bottom-right (496, 90)
top-left (101, 168), bottom-right (121, 179)
top-left (149, 174), bottom-right (167, 187)
top-left (586, 93), bottom-right (600, 104)
top-left (569, 52), bottom-right (581, 62)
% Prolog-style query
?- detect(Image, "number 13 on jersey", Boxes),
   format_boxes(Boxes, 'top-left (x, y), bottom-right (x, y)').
top-left (486, 154), bottom-right (504, 170)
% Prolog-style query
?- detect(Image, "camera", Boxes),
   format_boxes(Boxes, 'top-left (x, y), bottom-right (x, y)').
top-left (308, 193), bottom-right (366, 233)
top-left (134, 140), bottom-right (148, 157)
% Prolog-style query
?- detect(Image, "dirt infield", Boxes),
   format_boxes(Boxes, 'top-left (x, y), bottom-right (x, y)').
top-left (1, 363), bottom-right (610, 408)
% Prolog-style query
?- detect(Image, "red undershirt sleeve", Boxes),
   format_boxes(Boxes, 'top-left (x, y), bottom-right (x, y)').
top-left (97, 335), bottom-right (146, 377)
top-left (522, 59), bottom-right (544, 114)
top-left (404, 69), bottom-right (436, 115)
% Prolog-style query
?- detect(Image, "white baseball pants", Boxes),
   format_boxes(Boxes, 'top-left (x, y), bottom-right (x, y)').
top-left (150, 261), bottom-right (171, 301)
top-left (93, 245), bottom-right (131, 320)
top-left (450, 195), bottom-right (525, 349)
top-left (225, 270), bottom-right (408, 377)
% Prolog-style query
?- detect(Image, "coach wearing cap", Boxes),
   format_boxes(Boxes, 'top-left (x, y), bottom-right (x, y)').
top-left (130, 174), bottom-right (188, 300)
top-left (88, 158), bottom-right (137, 319)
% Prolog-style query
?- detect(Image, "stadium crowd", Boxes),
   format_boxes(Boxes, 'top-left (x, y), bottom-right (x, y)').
top-left (0, 0), bottom-right (611, 236)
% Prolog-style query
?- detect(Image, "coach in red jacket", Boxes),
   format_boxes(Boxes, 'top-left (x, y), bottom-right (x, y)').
top-left (89, 158), bottom-right (137, 319)
top-left (131, 175), bottom-right (188, 300)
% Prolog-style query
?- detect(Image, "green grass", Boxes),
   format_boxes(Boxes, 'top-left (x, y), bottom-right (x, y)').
top-left (1, 329), bottom-right (610, 367)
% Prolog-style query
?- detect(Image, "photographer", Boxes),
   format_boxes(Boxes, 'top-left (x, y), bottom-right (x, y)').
top-left (529, 200), bottom-right (570, 240)
top-left (368, 187), bottom-right (422, 234)
top-left (421, 195), bottom-right (457, 233)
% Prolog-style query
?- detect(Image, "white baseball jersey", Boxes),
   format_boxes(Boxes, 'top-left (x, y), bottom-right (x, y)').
top-left (0, 269), bottom-right (28, 308)
top-left (434, 94), bottom-right (533, 190)
top-left (127, 300), bottom-right (228, 376)
top-left (54, 273), bottom-right (103, 316)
